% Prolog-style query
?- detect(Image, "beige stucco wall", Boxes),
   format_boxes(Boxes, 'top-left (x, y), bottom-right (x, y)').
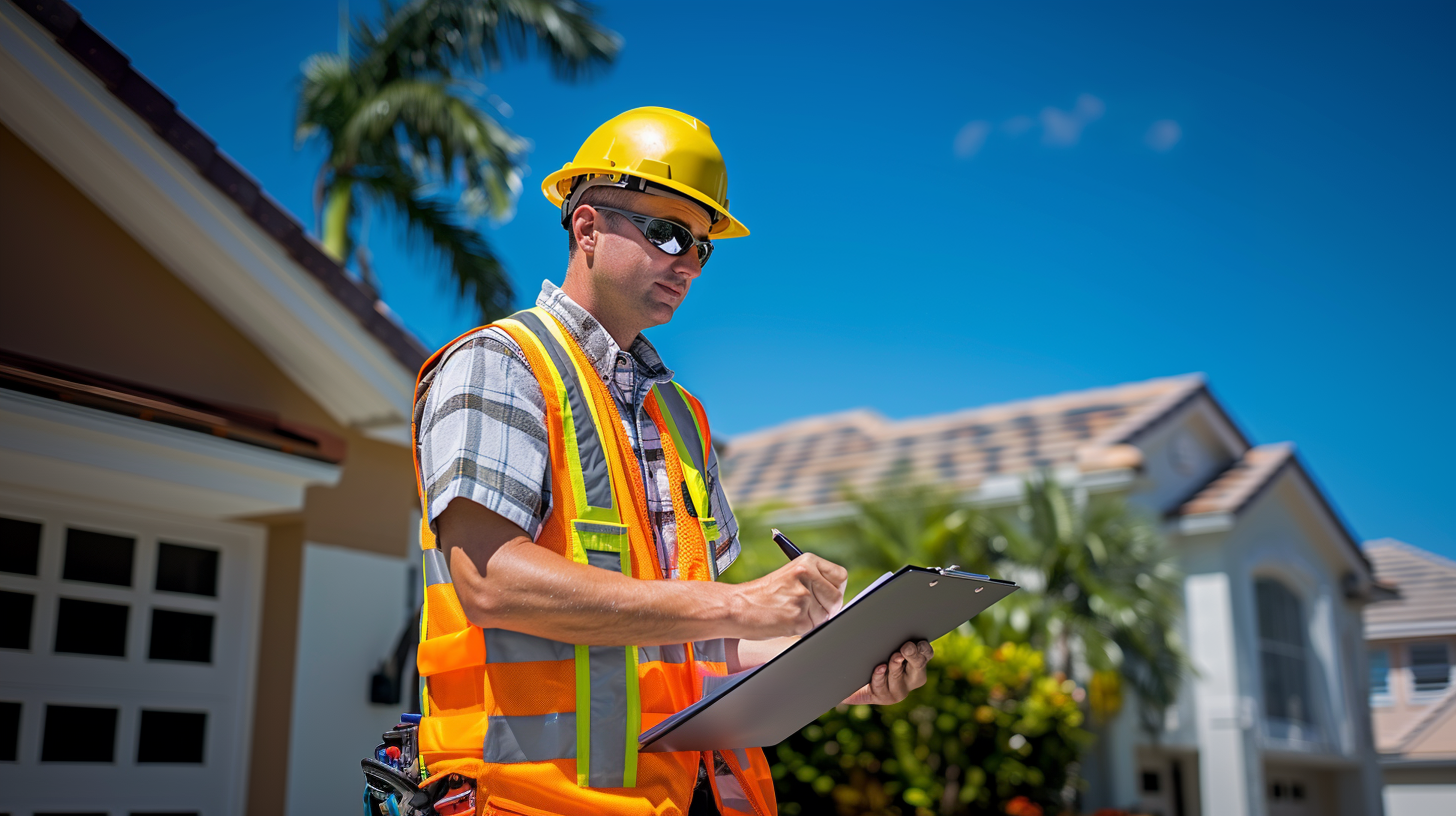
top-left (0, 121), bottom-right (419, 815)
top-left (1371, 634), bottom-right (1456, 757)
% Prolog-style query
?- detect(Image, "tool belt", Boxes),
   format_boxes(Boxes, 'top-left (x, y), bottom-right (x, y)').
top-left (362, 715), bottom-right (475, 816)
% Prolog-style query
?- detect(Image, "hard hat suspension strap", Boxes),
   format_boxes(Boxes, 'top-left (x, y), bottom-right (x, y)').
top-left (561, 173), bottom-right (721, 230)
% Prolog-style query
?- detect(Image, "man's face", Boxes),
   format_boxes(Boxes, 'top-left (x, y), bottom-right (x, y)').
top-left (582, 192), bottom-right (712, 331)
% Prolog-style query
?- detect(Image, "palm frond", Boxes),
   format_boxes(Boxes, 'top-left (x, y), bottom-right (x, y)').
top-left (351, 166), bottom-right (514, 319)
top-left (359, 0), bottom-right (619, 83)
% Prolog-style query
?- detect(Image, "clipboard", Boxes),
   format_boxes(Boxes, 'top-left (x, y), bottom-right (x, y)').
top-left (639, 566), bottom-right (1018, 753)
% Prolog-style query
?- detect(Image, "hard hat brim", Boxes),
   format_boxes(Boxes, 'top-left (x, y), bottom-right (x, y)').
top-left (542, 164), bottom-right (749, 239)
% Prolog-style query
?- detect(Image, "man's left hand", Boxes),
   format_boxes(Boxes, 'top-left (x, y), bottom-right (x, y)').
top-left (842, 640), bottom-right (934, 705)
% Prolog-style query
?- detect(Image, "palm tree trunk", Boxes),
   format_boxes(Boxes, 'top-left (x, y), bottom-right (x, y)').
top-left (321, 178), bottom-right (354, 262)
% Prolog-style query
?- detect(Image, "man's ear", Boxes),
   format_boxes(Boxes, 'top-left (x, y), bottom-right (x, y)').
top-left (572, 205), bottom-right (600, 256)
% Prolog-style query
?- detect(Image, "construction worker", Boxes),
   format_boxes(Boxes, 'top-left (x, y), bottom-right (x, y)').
top-left (409, 107), bottom-right (934, 816)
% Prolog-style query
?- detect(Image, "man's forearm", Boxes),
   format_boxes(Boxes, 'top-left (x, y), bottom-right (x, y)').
top-left (449, 536), bottom-right (745, 646)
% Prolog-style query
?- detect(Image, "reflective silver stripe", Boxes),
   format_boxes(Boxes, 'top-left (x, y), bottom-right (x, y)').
top-left (586, 550), bottom-right (620, 571)
top-left (511, 310), bottom-right (613, 509)
top-left (484, 628), bottom-right (574, 663)
top-left (638, 644), bottom-right (688, 664)
top-left (587, 645), bottom-right (631, 787)
top-left (656, 383), bottom-right (707, 476)
top-left (693, 638), bottom-right (727, 664)
top-left (483, 713), bottom-right (575, 762)
top-left (574, 520), bottom-right (627, 537)
top-left (423, 548), bottom-right (451, 586)
top-left (733, 747), bottom-right (750, 770)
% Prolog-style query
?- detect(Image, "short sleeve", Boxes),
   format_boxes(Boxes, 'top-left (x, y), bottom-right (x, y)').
top-left (416, 329), bottom-right (552, 536)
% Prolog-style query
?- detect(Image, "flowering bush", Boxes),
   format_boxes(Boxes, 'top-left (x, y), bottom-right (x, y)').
top-left (771, 632), bottom-right (1090, 815)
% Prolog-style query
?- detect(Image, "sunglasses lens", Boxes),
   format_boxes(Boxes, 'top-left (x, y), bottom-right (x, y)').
top-left (644, 219), bottom-right (690, 255)
top-left (696, 242), bottom-right (713, 267)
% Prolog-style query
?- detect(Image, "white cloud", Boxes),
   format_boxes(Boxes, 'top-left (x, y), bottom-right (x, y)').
top-left (1040, 93), bottom-right (1104, 147)
top-left (1145, 119), bottom-right (1182, 151)
top-left (953, 120), bottom-right (990, 159)
top-left (1002, 115), bottom-right (1034, 136)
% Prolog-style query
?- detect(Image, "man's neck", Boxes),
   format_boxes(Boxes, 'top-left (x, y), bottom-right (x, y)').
top-left (560, 273), bottom-right (640, 350)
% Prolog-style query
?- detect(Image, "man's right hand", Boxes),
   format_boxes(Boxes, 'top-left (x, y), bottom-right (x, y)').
top-left (731, 554), bottom-right (849, 639)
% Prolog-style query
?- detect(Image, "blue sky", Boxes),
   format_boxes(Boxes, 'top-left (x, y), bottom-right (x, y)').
top-left (72, 1), bottom-right (1454, 556)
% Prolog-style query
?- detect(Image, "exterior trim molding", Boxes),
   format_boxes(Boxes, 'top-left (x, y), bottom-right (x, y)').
top-left (0, 386), bottom-right (340, 518)
top-left (0, 3), bottom-right (416, 434)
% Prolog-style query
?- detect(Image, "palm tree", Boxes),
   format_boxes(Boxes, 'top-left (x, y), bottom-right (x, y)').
top-left (295, 0), bottom-right (620, 319)
top-left (991, 473), bottom-right (1189, 735)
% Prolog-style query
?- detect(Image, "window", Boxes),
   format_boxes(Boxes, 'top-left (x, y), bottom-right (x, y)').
top-left (1410, 643), bottom-right (1451, 694)
top-left (63, 528), bottom-right (135, 586)
top-left (54, 597), bottom-right (129, 657)
top-left (0, 701), bottom-right (19, 761)
top-left (148, 608), bottom-right (215, 663)
top-left (0, 515), bottom-right (42, 575)
top-left (136, 709), bottom-right (206, 763)
top-left (154, 542), bottom-right (219, 597)
top-left (1369, 648), bottom-right (1391, 700)
top-left (0, 590), bottom-right (34, 650)
top-left (41, 704), bottom-right (118, 762)
top-left (1255, 578), bottom-right (1311, 725)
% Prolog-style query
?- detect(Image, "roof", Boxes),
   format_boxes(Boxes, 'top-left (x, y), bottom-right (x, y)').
top-left (11, 0), bottom-right (428, 372)
top-left (1176, 442), bottom-right (1294, 516)
top-left (720, 374), bottom-right (1207, 508)
top-left (1365, 539), bottom-right (1456, 639)
top-left (0, 348), bottom-right (345, 464)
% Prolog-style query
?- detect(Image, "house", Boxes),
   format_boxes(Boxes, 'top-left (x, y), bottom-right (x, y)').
top-left (1, 2), bottom-right (430, 814)
top-left (1363, 539), bottom-right (1456, 814)
top-left (721, 374), bottom-right (1388, 816)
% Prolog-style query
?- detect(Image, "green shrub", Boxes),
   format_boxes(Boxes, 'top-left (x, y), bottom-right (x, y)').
top-left (771, 632), bottom-right (1090, 816)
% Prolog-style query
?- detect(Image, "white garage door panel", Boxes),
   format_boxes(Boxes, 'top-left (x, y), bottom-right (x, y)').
top-left (0, 487), bottom-right (264, 816)
top-left (1384, 784), bottom-right (1456, 815)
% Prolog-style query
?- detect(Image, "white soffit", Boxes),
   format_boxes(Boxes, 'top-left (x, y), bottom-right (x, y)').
top-left (0, 5), bottom-right (414, 432)
top-left (0, 387), bottom-right (340, 518)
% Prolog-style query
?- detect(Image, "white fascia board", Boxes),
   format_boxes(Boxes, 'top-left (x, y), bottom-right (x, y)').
top-left (1178, 512), bottom-right (1235, 536)
top-left (1365, 620), bottom-right (1456, 640)
top-left (0, 6), bottom-right (413, 432)
top-left (0, 388), bottom-right (340, 518)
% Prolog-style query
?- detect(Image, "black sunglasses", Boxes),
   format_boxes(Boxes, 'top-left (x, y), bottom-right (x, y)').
top-left (592, 206), bottom-right (714, 267)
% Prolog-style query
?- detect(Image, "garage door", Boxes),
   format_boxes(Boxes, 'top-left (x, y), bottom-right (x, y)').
top-left (0, 487), bottom-right (263, 816)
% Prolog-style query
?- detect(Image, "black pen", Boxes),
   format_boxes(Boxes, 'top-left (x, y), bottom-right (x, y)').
top-left (771, 528), bottom-right (803, 560)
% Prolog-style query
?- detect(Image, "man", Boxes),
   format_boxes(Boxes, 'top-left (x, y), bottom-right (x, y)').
top-left (410, 107), bottom-right (932, 816)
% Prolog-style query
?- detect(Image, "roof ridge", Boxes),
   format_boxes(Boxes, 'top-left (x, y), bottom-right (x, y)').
top-left (728, 373), bottom-right (1205, 443)
top-left (12, 0), bottom-right (429, 371)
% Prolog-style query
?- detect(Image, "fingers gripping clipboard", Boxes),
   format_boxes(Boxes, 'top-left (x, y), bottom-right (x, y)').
top-left (639, 567), bottom-right (1018, 753)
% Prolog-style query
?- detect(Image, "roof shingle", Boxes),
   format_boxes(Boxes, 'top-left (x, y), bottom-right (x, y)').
top-left (721, 374), bottom-right (1205, 508)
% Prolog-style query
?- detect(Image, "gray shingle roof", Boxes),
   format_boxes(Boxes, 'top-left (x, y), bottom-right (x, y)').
top-left (1365, 539), bottom-right (1456, 638)
top-left (720, 374), bottom-right (1205, 508)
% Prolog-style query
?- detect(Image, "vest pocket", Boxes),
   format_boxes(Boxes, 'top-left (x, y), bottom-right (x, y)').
top-left (571, 520), bottom-right (629, 575)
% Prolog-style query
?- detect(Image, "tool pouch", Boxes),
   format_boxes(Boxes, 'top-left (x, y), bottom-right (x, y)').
top-left (362, 718), bottom-right (475, 816)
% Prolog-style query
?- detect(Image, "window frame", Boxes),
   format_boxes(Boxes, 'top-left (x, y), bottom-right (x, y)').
top-left (1367, 647), bottom-right (1392, 707)
top-left (1252, 575), bottom-right (1321, 743)
top-left (1408, 641), bottom-right (1452, 698)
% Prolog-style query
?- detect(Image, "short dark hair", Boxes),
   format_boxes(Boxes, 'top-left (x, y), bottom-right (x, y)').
top-left (566, 186), bottom-right (643, 256)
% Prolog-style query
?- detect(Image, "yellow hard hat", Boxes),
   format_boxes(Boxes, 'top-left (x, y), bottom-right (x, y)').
top-left (542, 107), bottom-right (748, 238)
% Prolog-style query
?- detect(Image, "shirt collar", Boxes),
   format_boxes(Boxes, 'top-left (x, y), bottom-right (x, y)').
top-left (535, 280), bottom-right (673, 384)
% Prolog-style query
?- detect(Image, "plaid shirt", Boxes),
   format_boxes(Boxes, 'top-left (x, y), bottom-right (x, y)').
top-left (418, 280), bottom-right (739, 579)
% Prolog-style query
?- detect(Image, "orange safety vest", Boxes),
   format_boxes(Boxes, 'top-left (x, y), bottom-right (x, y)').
top-left (409, 307), bottom-right (777, 816)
